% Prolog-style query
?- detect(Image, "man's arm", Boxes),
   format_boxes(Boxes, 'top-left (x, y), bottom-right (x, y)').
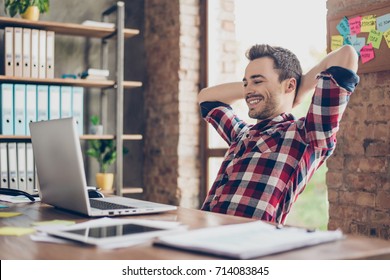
top-left (294, 45), bottom-right (359, 107)
top-left (197, 82), bottom-right (244, 104)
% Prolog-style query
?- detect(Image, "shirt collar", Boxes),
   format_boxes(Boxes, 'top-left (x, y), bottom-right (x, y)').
top-left (251, 113), bottom-right (295, 131)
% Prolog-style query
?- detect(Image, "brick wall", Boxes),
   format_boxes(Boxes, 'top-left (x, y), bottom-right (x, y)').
top-left (326, 0), bottom-right (390, 239)
top-left (143, 0), bottom-right (201, 208)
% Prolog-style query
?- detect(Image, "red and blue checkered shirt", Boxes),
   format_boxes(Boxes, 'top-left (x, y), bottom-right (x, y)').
top-left (201, 67), bottom-right (359, 224)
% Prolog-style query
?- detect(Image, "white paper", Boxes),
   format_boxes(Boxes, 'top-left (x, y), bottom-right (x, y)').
top-left (155, 221), bottom-right (344, 259)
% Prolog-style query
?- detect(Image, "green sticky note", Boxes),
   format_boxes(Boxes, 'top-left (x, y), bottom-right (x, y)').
top-left (0, 227), bottom-right (35, 236)
top-left (0, 212), bottom-right (22, 218)
top-left (367, 29), bottom-right (383, 49)
top-left (32, 220), bottom-right (76, 226)
top-left (0, 204), bottom-right (8, 208)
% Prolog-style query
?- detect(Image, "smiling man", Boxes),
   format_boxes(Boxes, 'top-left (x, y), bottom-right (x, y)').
top-left (198, 44), bottom-right (359, 224)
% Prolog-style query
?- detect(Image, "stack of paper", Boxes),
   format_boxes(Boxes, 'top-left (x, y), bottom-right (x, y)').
top-left (155, 221), bottom-right (344, 259)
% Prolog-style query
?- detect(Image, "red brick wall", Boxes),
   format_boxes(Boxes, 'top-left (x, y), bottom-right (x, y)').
top-left (327, 0), bottom-right (390, 239)
top-left (143, 0), bottom-right (201, 207)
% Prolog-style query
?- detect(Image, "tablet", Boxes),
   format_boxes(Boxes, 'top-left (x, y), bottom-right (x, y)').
top-left (40, 220), bottom-right (184, 246)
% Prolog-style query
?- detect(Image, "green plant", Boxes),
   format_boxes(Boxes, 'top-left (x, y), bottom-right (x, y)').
top-left (90, 115), bottom-right (100, 126)
top-left (5, 0), bottom-right (50, 17)
top-left (87, 139), bottom-right (117, 173)
top-left (87, 115), bottom-right (127, 173)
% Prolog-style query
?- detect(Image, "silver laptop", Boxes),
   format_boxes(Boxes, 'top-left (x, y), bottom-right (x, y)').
top-left (29, 117), bottom-right (177, 217)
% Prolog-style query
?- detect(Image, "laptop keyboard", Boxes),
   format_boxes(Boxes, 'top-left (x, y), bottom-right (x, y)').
top-left (89, 199), bottom-right (135, 210)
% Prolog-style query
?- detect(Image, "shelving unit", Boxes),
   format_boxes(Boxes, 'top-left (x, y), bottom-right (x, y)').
top-left (0, 1), bottom-right (142, 196)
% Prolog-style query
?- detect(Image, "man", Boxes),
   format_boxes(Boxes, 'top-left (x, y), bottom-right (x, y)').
top-left (198, 44), bottom-right (359, 224)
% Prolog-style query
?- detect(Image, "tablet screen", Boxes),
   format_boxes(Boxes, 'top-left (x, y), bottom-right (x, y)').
top-left (65, 224), bottom-right (162, 239)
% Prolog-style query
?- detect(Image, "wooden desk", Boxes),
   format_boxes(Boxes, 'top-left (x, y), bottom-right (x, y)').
top-left (1, 202), bottom-right (390, 260)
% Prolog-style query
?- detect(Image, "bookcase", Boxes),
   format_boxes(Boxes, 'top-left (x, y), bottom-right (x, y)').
top-left (0, 1), bottom-right (142, 196)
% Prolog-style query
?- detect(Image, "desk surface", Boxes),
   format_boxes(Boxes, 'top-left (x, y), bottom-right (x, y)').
top-left (1, 201), bottom-right (390, 260)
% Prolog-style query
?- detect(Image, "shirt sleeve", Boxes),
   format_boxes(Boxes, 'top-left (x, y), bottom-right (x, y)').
top-left (304, 66), bottom-right (359, 150)
top-left (200, 101), bottom-right (248, 145)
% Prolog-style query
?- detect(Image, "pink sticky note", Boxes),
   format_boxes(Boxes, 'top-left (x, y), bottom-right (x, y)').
top-left (360, 43), bottom-right (375, 64)
top-left (349, 16), bottom-right (362, 35)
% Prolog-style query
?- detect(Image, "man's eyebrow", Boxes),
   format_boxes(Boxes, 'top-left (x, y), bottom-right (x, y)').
top-left (242, 74), bottom-right (266, 82)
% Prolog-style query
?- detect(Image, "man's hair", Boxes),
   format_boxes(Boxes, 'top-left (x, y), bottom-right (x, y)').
top-left (246, 44), bottom-right (302, 90)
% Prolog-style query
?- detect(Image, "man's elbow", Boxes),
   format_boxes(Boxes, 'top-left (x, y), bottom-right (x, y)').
top-left (197, 88), bottom-right (208, 104)
top-left (338, 45), bottom-right (359, 73)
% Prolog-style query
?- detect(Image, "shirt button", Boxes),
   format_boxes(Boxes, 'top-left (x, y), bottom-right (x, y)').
top-left (213, 195), bottom-right (220, 201)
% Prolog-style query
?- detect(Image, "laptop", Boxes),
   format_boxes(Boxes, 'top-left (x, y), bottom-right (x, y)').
top-left (29, 117), bottom-right (177, 217)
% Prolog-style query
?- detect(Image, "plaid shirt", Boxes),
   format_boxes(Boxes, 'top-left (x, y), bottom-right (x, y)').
top-left (201, 67), bottom-right (359, 224)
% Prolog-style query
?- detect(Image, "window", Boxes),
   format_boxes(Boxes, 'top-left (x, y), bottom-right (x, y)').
top-left (201, 0), bottom-right (328, 229)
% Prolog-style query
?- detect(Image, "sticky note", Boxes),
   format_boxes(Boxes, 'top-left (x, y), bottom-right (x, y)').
top-left (0, 204), bottom-right (8, 209)
top-left (331, 35), bottom-right (344, 50)
top-left (0, 227), bottom-right (35, 236)
top-left (367, 29), bottom-right (383, 49)
top-left (337, 17), bottom-right (350, 36)
top-left (32, 220), bottom-right (76, 226)
top-left (344, 34), bottom-right (356, 45)
top-left (349, 16), bottom-right (362, 35)
top-left (0, 212), bottom-right (22, 218)
top-left (376, 13), bottom-right (390, 33)
top-left (384, 29), bottom-right (390, 48)
top-left (352, 37), bottom-right (366, 54)
top-left (361, 15), bottom-right (376, 32)
top-left (360, 43), bottom-right (375, 64)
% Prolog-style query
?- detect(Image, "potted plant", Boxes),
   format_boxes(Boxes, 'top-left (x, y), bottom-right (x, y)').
top-left (89, 115), bottom-right (103, 135)
top-left (5, 0), bottom-right (50, 21)
top-left (87, 138), bottom-right (117, 191)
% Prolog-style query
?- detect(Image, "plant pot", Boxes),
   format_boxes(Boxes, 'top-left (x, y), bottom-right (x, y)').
top-left (89, 124), bottom-right (103, 135)
top-left (96, 172), bottom-right (114, 191)
top-left (21, 6), bottom-right (40, 21)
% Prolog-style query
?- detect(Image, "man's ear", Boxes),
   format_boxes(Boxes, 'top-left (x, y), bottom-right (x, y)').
top-left (284, 78), bottom-right (297, 94)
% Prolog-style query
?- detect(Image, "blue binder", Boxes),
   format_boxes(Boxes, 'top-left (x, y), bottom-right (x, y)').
top-left (60, 86), bottom-right (72, 118)
top-left (49, 85), bottom-right (60, 120)
top-left (25, 84), bottom-right (37, 135)
top-left (14, 84), bottom-right (26, 135)
top-left (72, 87), bottom-right (84, 135)
top-left (37, 85), bottom-right (49, 122)
top-left (0, 83), bottom-right (14, 135)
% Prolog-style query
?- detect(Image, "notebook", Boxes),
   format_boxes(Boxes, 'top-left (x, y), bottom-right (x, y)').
top-left (29, 117), bottom-right (177, 217)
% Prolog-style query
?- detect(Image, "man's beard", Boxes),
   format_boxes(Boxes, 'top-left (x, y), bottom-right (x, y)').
top-left (248, 96), bottom-right (278, 120)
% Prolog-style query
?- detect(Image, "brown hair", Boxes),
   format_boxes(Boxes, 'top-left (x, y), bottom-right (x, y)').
top-left (246, 44), bottom-right (302, 90)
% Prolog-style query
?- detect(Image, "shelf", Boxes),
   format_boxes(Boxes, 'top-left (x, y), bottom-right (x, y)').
top-left (0, 16), bottom-right (139, 39)
top-left (0, 76), bottom-right (142, 89)
top-left (0, 134), bottom-right (143, 140)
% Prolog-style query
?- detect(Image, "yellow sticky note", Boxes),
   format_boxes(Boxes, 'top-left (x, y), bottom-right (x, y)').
top-left (361, 15), bottom-right (376, 32)
top-left (0, 227), bottom-right (35, 236)
top-left (0, 212), bottom-right (22, 218)
top-left (367, 29), bottom-right (383, 49)
top-left (331, 35), bottom-right (344, 51)
top-left (32, 220), bottom-right (76, 226)
top-left (384, 29), bottom-right (390, 48)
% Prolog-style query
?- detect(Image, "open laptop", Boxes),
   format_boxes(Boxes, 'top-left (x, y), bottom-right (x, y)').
top-left (29, 117), bottom-right (177, 217)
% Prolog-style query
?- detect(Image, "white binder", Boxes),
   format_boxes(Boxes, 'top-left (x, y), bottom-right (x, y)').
top-left (22, 28), bottom-right (31, 78)
top-left (0, 83), bottom-right (14, 135)
top-left (72, 87), bottom-right (84, 135)
top-left (26, 84), bottom-right (37, 135)
top-left (60, 86), bottom-right (72, 118)
top-left (0, 143), bottom-right (8, 188)
top-left (37, 85), bottom-right (49, 122)
top-left (14, 84), bottom-right (26, 136)
top-left (26, 143), bottom-right (35, 194)
top-left (17, 142), bottom-right (27, 192)
top-left (46, 31), bottom-right (55, 79)
top-left (49, 85), bottom-right (60, 120)
top-left (31, 29), bottom-right (39, 78)
top-left (38, 30), bottom-right (46, 78)
top-left (13, 27), bottom-right (23, 77)
top-left (7, 142), bottom-right (18, 189)
top-left (4, 27), bottom-right (14, 76)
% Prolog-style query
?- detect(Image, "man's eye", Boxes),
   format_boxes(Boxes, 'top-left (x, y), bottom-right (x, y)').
top-left (254, 80), bottom-right (263, 84)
